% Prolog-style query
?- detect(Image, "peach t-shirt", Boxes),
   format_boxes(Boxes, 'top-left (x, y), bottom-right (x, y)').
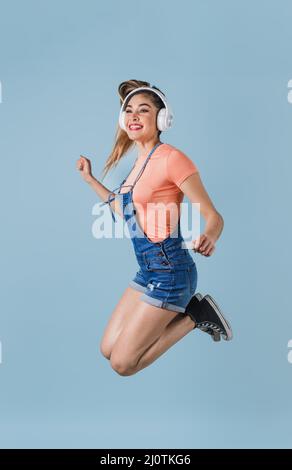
top-left (119, 143), bottom-right (199, 242)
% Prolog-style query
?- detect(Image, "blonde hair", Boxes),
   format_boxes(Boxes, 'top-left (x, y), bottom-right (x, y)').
top-left (100, 79), bottom-right (166, 181)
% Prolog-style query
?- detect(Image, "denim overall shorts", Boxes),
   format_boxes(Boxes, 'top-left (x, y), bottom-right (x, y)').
top-left (100, 142), bottom-right (198, 314)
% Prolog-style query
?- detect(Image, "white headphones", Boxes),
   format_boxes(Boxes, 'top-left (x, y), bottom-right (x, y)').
top-left (118, 86), bottom-right (174, 132)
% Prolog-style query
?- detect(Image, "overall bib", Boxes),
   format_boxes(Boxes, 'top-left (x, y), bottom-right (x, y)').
top-left (100, 142), bottom-right (198, 313)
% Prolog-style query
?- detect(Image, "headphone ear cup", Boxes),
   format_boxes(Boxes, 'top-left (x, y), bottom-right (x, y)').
top-left (157, 108), bottom-right (173, 131)
top-left (157, 108), bottom-right (167, 131)
top-left (119, 110), bottom-right (126, 131)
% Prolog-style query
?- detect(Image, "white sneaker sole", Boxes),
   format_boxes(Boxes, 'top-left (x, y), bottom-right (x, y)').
top-left (204, 294), bottom-right (233, 341)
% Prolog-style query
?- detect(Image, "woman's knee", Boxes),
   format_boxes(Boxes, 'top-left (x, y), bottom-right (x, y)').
top-left (110, 350), bottom-right (137, 376)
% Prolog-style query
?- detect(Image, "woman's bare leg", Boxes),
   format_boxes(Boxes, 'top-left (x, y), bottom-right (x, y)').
top-left (131, 313), bottom-right (195, 373)
top-left (100, 287), bottom-right (144, 360)
top-left (109, 300), bottom-right (196, 376)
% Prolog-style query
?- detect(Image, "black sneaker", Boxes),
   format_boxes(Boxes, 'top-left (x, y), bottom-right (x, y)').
top-left (185, 293), bottom-right (220, 341)
top-left (189, 293), bottom-right (221, 341)
top-left (185, 293), bottom-right (233, 342)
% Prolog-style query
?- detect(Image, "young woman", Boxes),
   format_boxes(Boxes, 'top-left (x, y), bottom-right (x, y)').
top-left (76, 79), bottom-right (233, 376)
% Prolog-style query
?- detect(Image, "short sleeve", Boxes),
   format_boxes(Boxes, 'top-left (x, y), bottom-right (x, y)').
top-left (167, 148), bottom-right (199, 187)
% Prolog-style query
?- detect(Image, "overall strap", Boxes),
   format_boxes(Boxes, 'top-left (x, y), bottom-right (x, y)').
top-left (100, 142), bottom-right (163, 223)
top-left (131, 141), bottom-right (163, 189)
top-left (99, 184), bottom-right (121, 223)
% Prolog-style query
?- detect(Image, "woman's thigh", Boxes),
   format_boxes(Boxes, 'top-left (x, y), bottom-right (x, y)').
top-left (109, 300), bottom-right (180, 370)
top-left (100, 286), bottom-right (144, 359)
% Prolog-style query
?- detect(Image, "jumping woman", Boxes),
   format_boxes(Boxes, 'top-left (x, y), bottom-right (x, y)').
top-left (76, 79), bottom-right (233, 376)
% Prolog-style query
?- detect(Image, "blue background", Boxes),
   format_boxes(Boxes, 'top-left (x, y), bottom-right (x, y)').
top-left (0, 0), bottom-right (292, 449)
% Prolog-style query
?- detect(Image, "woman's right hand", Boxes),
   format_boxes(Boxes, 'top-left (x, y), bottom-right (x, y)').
top-left (76, 155), bottom-right (94, 183)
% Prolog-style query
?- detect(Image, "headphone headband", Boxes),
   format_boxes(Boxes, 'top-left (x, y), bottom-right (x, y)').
top-left (122, 86), bottom-right (166, 107)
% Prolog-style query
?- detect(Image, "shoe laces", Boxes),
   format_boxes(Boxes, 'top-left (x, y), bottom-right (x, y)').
top-left (198, 321), bottom-right (225, 335)
top-left (200, 326), bottom-right (221, 341)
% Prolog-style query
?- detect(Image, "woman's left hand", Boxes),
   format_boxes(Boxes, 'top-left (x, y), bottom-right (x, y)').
top-left (191, 233), bottom-right (216, 257)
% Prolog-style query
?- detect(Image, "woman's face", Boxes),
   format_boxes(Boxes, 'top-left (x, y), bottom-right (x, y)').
top-left (124, 93), bottom-right (158, 142)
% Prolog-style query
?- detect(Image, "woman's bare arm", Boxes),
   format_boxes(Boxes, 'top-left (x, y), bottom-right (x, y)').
top-left (180, 172), bottom-right (224, 257)
top-left (76, 155), bottom-right (122, 217)
top-left (87, 176), bottom-right (122, 217)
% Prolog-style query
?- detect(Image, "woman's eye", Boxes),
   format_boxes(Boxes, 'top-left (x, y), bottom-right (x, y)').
top-left (125, 109), bottom-right (148, 113)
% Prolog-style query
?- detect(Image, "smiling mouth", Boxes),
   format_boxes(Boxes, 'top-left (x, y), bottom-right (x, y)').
top-left (129, 125), bottom-right (143, 130)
